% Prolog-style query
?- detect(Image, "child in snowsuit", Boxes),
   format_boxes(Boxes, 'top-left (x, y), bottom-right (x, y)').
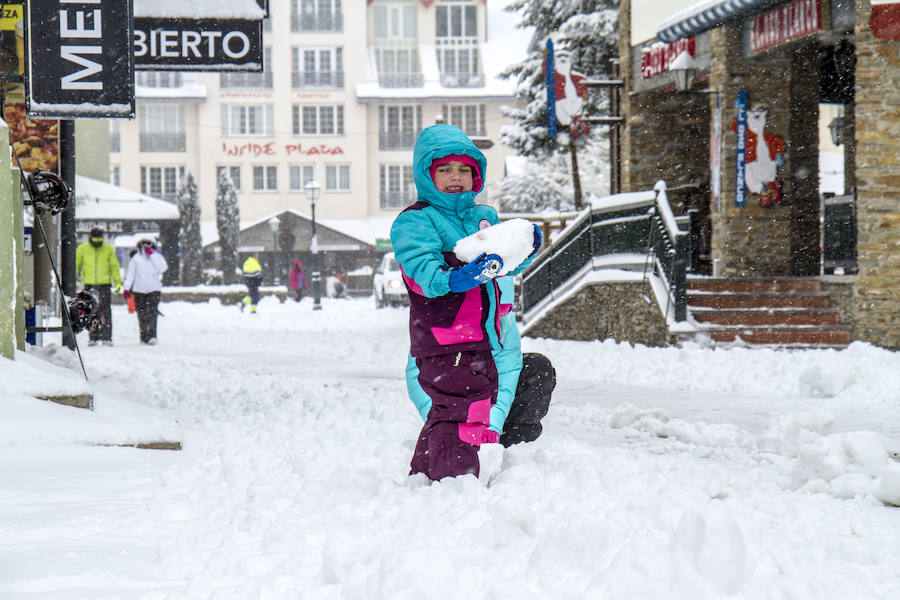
top-left (289, 259), bottom-right (305, 302)
top-left (390, 124), bottom-right (544, 480)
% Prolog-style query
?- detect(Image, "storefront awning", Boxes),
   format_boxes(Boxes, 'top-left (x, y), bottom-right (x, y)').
top-left (656, 0), bottom-right (773, 43)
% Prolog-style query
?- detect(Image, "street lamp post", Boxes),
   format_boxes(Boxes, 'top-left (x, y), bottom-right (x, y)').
top-left (268, 216), bottom-right (280, 286)
top-left (304, 179), bottom-right (323, 310)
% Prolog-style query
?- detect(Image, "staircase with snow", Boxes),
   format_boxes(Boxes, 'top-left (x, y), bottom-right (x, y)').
top-left (686, 278), bottom-right (852, 348)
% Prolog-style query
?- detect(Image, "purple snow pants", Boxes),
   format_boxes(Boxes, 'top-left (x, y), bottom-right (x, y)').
top-left (410, 349), bottom-right (498, 480)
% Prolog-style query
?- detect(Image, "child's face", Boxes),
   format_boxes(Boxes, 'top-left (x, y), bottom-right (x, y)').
top-left (432, 161), bottom-right (474, 194)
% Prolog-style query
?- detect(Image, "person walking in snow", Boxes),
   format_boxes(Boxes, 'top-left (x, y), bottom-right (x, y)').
top-left (241, 253), bottom-right (263, 313)
top-left (288, 259), bottom-right (306, 302)
top-left (390, 124), bottom-right (551, 481)
top-left (75, 227), bottom-right (123, 346)
top-left (122, 238), bottom-right (168, 345)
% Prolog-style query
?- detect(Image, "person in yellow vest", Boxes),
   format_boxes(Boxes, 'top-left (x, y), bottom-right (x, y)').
top-left (241, 253), bottom-right (263, 313)
top-left (75, 227), bottom-right (123, 345)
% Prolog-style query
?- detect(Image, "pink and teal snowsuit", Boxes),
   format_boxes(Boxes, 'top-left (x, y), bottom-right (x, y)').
top-left (390, 124), bottom-right (534, 480)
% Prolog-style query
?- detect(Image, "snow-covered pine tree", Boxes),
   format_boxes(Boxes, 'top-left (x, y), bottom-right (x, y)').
top-left (215, 171), bottom-right (241, 284)
top-left (176, 172), bottom-right (203, 286)
top-left (499, 0), bottom-right (619, 158)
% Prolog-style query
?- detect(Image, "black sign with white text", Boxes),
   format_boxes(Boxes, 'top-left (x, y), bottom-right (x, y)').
top-left (27, 0), bottom-right (134, 118)
top-left (133, 17), bottom-right (262, 71)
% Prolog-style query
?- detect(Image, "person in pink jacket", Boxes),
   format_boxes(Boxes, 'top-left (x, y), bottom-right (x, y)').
top-left (288, 259), bottom-right (306, 302)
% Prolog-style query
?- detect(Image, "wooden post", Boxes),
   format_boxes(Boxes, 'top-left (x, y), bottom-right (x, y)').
top-left (570, 141), bottom-right (582, 210)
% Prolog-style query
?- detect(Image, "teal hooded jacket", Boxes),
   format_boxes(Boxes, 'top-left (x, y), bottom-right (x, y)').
top-left (390, 124), bottom-right (532, 434)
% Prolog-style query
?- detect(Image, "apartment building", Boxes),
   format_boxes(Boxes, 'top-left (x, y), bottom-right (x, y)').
top-left (110, 0), bottom-right (528, 231)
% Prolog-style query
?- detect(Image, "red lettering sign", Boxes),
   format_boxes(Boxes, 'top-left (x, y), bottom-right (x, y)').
top-left (285, 143), bottom-right (344, 156)
top-left (219, 141), bottom-right (345, 156)
top-left (221, 141), bottom-right (276, 157)
top-left (749, 0), bottom-right (821, 56)
top-left (641, 38), bottom-right (695, 79)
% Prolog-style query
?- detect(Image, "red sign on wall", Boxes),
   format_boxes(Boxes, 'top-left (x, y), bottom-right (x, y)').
top-left (749, 0), bottom-right (822, 56)
top-left (871, 1), bottom-right (900, 40)
top-left (641, 38), bottom-right (695, 79)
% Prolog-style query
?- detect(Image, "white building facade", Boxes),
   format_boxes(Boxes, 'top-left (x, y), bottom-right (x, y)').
top-left (110, 0), bottom-right (526, 229)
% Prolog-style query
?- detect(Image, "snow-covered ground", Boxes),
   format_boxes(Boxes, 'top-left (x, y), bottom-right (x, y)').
top-left (2, 296), bottom-right (900, 599)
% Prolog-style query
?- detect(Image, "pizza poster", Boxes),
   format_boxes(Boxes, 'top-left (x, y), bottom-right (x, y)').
top-left (3, 82), bottom-right (59, 173)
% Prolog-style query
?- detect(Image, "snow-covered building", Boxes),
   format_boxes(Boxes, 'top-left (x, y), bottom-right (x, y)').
top-left (110, 0), bottom-right (531, 234)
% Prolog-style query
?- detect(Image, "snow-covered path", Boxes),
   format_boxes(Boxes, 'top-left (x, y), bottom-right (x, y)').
top-left (2, 296), bottom-right (900, 599)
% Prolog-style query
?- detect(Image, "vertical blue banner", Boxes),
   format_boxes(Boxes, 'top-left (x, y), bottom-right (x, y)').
top-left (546, 38), bottom-right (557, 138)
top-left (734, 89), bottom-right (748, 207)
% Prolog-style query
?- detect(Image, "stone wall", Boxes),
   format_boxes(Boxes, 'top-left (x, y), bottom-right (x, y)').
top-left (819, 276), bottom-right (858, 339)
top-left (524, 281), bottom-right (671, 347)
top-left (853, 0), bottom-right (900, 349)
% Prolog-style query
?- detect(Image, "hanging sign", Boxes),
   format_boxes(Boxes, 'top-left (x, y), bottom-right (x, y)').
top-left (544, 38), bottom-right (557, 138)
top-left (133, 17), bottom-right (262, 71)
top-left (734, 89), bottom-right (748, 207)
top-left (26, 0), bottom-right (134, 118)
top-left (641, 38), bottom-right (695, 79)
top-left (871, 1), bottom-right (900, 40)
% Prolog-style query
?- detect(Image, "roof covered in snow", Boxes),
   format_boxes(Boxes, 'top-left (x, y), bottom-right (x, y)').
top-left (133, 0), bottom-right (265, 19)
top-left (75, 175), bottom-right (179, 221)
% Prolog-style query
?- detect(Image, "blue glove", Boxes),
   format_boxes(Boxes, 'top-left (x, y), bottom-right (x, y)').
top-left (529, 224), bottom-right (543, 257)
top-left (448, 253), bottom-right (504, 292)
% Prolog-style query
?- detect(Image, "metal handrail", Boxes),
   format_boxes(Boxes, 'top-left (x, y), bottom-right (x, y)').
top-left (520, 181), bottom-right (689, 322)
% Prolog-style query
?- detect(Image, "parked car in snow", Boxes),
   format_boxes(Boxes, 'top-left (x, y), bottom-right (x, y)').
top-left (373, 252), bottom-right (407, 308)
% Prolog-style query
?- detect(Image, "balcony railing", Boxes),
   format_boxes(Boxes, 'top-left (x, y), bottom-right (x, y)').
top-left (139, 133), bottom-right (186, 153)
top-left (221, 71), bottom-right (273, 89)
top-left (292, 12), bottom-right (343, 32)
top-left (378, 72), bottom-right (424, 88)
top-left (380, 190), bottom-right (416, 210)
top-left (439, 72), bottom-right (485, 88)
top-left (291, 70), bottom-right (344, 89)
top-left (379, 131), bottom-right (417, 151)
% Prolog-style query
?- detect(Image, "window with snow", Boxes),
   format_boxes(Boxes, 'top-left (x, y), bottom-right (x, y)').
top-left (253, 166), bottom-right (278, 191)
top-left (141, 166), bottom-right (184, 201)
top-left (378, 105), bottom-right (422, 150)
top-left (326, 165), bottom-right (350, 191)
top-left (379, 164), bottom-right (415, 209)
top-left (373, 3), bottom-right (420, 87)
top-left (136, 71), bottom-right (183, 88)
top-left (289, 165), bottom-right (315, 191)
top-left (435, 1), bottom-right (481, 87)
top-left (293, 0), bottom-right (342, 32)
top-left (441, 103), bottom-right (486, 137)
top-left (291, 47), bottom-right (343, 88)
top-left (139, 104), bottom-right (185, 152)
top-left (221, 105), bottom-right (275, 136)
top-left (292, 105), bottom-right (345, 136)
top-left (216, 166), bottom-right (242, 191)
top-left (221, 49), bottom-right (273, 89)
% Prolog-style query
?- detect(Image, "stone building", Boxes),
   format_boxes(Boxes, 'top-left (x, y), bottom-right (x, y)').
top-left (619, 0), bottom-right (899, 349)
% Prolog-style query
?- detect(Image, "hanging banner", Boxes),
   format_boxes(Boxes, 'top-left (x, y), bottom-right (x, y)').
top-left (26, 0), bottom-right (134, 118)
top-left (133, 17), bottom-right (262, 71)
top-left (710, 91), bottom-right (723, 214)
top-left (3, 83), bottom-right (59, 173)
top-left (734, 89), bottom-right (748, 207)
top-left (871, 1), bottom-right (900, 40)
top-left (545, 38), bottom-right (557, 138)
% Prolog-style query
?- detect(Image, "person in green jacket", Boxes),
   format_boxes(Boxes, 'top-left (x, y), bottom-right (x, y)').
top-left (75, 227), bottom-right (122, 345)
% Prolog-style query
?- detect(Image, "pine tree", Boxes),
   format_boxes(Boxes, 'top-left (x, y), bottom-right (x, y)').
top-left (176, 172), bottom-right (203, 286)
top-left (216, 171), bottom-right (241, 284)
top-left (499, 0), bottom-right (619, 157)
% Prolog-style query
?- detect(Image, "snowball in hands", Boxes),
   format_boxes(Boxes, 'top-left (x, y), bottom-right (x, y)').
top-left (453, 218), bottom-right (536, 276)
